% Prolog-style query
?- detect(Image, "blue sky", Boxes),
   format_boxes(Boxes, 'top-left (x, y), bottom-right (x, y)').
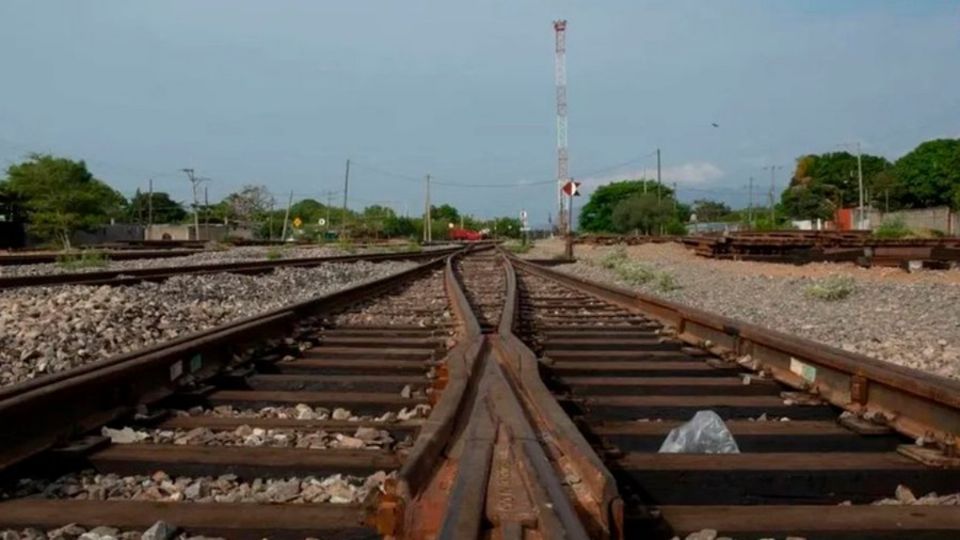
top-left (1, 1), bottom-right (957, 224)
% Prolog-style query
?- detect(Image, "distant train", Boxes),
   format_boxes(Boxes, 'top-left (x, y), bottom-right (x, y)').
top-left (449, 227), bottom-right (488, 242)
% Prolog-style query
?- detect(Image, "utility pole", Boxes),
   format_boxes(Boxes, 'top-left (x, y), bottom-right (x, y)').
top-left (423, 174), bottom-right (432, 243)
top-left (672, 182), bottom-right (678, 211)
top-left (147, 179), bottom-right (154, 228)
top-left (763, 165), bottom-right (783, 226)
top-left (281, 190), bottom-right (293, 241)
top-left (656, 148), bottom-right (662, 203)
top-left (747, 176), bottom-right (754, 224)
top-left (181, 168), bottom-right (202, 241)
top-left (204, 186), bottom-right (209, 226)
top-left (554, 20), bottom-right (569, 236)
top-left (855, 142), bottom-right (865, 229)
top-left (341, 159), bottom-right (351, 238)
top-left (325, 191), bottom-right (333, 231)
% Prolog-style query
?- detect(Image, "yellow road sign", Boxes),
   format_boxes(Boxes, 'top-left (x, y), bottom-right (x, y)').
top-left (292, 217), bottom-right (303, 228)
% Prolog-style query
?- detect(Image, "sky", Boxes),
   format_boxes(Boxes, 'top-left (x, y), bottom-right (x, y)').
top-left (1, 0), bottom-right (958, 225)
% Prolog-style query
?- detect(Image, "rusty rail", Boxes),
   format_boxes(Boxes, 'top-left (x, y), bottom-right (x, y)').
top-left (508, 254), bottom-right (960, 465)
top-left (0, 252), bottom-right (456, 472)
top-left (0, 247), bottom-right (459, 290)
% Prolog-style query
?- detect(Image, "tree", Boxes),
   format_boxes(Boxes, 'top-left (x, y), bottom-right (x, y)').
top-left (781, 151), bottom-right (892, 219)
top-left (691, 199), bottom-right (732, 222)
top-left (126, 191), bottom-right (187, 224)
top-left (2, 154), bottom-right (125, 247)
top-left (579, 179), bottom-right (675, 232)
top-left (891, 139), bottom-right (960, 209)
top-left (222, 185), bottom-right (276, 226)
top-left (430, 204), bottom-right (460, 226)
top-left (610, 193), bottom-right (674, 235)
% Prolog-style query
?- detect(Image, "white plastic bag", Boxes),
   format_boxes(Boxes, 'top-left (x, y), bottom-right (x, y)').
top-left (658, 410), bottom-right (740, 454)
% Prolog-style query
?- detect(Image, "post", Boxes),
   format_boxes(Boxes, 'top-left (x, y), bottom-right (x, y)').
top-left (325, 191), bottom-right (332, 232)
top-left (748, 177), bottom-right (754, 224)
top-left (147, 179), bottom-right (154, 228)
top-left (204, 186), bottom-right (209, 226)
top-left (341, 159), bottom-right (350, 239)
top-left (181, 168), bottom-right (201, 241)
top-left (281, 190), bottom-right (293, 241)
top-left (769, 166), bottom-right (776, 225)
top-left (856, 142), bottom-right (865, 229)
top-left (656, 148), bottom-right (662, 203)
top-left (423, 174), bottom-right (432, 243)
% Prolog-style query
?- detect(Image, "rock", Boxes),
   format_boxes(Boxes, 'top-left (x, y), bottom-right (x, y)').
top-left (895, 484), bottom-right (917, 503)
top-left (684, 530), bottom-right (717, 540)
top-left (140, 522), bottom-right (177, 540)
top-left (335, 434), bottom-right (366, 449)
top-left (102, 427), bottom-right (147, 444)
top-left (265, 479), bottom-right (301, 502)
top-left (332, 408), bottom-right (352, 420)
top-left (400, 385), bottom-right (412, 399)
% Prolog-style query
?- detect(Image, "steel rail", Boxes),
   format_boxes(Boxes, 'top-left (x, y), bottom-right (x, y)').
top-left (0, 251), bottom-right (457, 472)
top-left (0, 247), bottom-right (459, 290)
top-left (383, 248), bottom-right (600, 539)
top-left (507, 254), bottom-right (960, 466)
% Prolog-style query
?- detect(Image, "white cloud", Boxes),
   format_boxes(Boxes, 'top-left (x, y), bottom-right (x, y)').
top-left (578, 162), bottom-right (725, 194)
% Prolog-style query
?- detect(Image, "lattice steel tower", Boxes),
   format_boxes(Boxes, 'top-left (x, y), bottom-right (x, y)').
top-left (554, 19), bottom-right (568, 233)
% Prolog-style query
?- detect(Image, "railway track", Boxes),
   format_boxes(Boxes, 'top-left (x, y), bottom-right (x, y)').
top-left (1, 247), bottom-right (958, 539)
top-left (0, 247), bottom-right (458, 290)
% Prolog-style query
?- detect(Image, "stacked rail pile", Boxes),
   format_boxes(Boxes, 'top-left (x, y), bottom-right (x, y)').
top-left (685, 230), bottom-right (960, 268)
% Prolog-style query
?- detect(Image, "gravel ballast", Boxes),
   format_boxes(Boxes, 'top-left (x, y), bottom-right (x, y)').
top-left (531, 241), bottom-right (960, 380)
top-left (0, 261), bottom-right (414, 387)
top-left (0, 246), bottom-right (348, 278)
top-left (4, 469), bottom-right (393, 505)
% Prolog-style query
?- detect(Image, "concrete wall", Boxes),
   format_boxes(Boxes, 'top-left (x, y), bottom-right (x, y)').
top-left (145, 224), bottom-right (254, 241)
top-left (72, 224), bottom-right (145, 245)
top-left (869, 206), bottom-right (956, 235)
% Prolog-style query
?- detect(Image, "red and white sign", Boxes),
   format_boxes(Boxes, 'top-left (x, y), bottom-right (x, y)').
top-left (561, 180), bottom-right (581, 196)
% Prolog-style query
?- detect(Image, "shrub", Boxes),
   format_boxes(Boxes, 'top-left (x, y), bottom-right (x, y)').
top-left (504, 241), bottom-right (533, 254)
top-left (654, 271), bottom-right (681, 292)
top-left (616, 262), bottom-right (655, 285)
top-left (599, 247), bottom-right (628, 269)
top-left (805, 275), bottom-right (856, 301)
top-left (57, 250), bottom-right (109, 270)
top-left (873, 217), bottom-right (910, 239)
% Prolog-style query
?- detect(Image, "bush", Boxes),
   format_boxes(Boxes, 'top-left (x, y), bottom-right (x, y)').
top-left (599, 247), bottom-right (628, 269)
top-left (873, 217), bottom-right (910, 239)
top-left (805, 275), bottom-right (856, 301)
top-left (504, 240), bottom-right (533, 254)
top-left (617, 262), bottom-right (655, 285)
top-left (664, 220), bottom-right (688, 236)
top-left (654, 271), bottom-right (681, 292)
top-left (57, 250), bottom-right (109, 270)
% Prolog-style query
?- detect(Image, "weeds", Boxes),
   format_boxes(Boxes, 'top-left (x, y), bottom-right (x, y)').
top-left (597, 247), bottom-right (682, 291)
top-left (873, 217), bottom-right (911, 239)
top-left (653, 271), bottom-right (681, 292)
top-left (265, 247), bottom-right (284, 260)
top-left (805, 275), bottom-right (856, 301)
top-left (599, 247), bottom-right (628, 269)
top-left (56, 250), bottom-right (109, 270)
top-left (504, 241), bottom-right (533, 254)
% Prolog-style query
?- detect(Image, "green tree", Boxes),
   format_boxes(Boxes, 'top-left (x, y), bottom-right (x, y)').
top-left (781, 151), bottom-right (892, 219)
top-left (127, 191), bottom-right (187, 224)
top-left (691, 199), bottom-right (733, 222)
top-left (891, 139), bottom-right (960, 209)
top-left (2, 154), bottom-right (125, 247)
top-left (579, 179), bottom-right (674, 232)
top-left (611, 193), bottom-right (674, 235)
top-left (430, 204), bottom-right (460, 226)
